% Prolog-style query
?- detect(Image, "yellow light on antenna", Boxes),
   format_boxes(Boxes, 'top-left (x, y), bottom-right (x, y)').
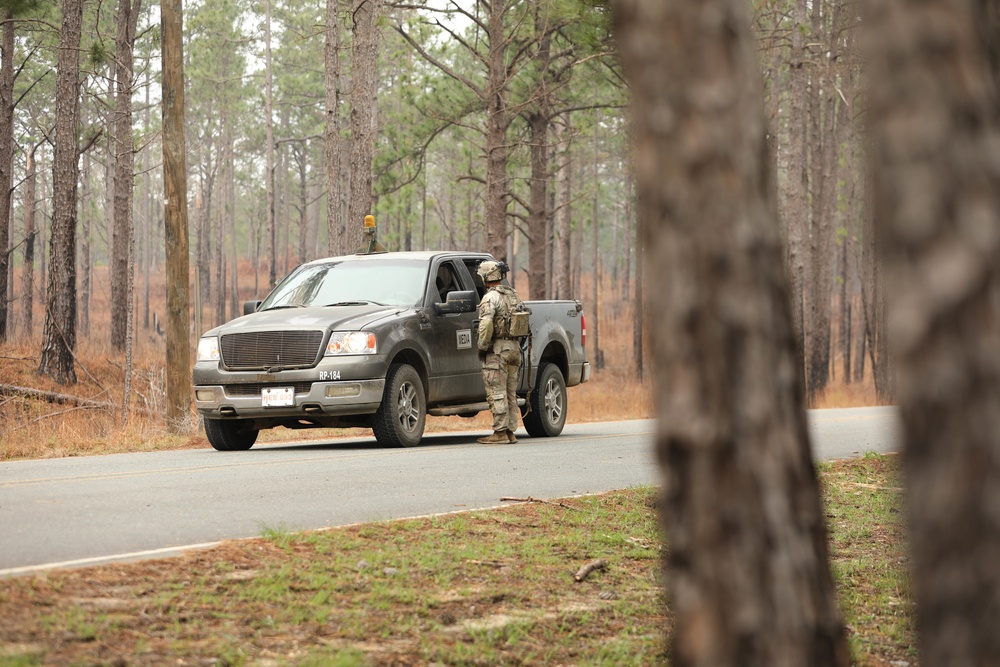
top-left (364, 215), bottom-right (376, 229)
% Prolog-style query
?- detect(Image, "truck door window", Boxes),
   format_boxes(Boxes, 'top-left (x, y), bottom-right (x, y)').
top-left (435, 263), bottom-right (459, 303)
top-left (463, 259), bottom-right (488, 299)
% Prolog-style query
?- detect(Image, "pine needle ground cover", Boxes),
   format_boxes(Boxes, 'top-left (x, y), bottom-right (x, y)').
top-left (0, 455), bottom-right (912, 666)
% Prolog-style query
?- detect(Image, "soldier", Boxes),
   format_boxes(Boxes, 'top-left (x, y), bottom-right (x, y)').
top-left (476, 260), bottom-right (524, 444)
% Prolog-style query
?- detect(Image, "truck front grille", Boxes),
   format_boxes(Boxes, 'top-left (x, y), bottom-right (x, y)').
top-left (220, 331), bottom-right (325, 370)
top-left (224, 382), bottom-right (315, 397)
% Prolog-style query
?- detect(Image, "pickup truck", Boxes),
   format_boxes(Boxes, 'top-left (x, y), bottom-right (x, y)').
top-left (192, 248), bottom-right (590, 450)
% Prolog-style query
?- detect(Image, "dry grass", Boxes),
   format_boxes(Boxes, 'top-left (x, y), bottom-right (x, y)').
top-left (0, 266), bottom-right (874, 460)
top-left (0, 457), bottom-right (913, 666)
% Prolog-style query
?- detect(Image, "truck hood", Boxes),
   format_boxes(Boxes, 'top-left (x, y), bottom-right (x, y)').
top-left (202, 304), bottom-right (406, 337)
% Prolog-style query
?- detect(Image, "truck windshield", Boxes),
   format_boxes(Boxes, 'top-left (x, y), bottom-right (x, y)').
top-left (259, 258), bottom-right (429, 310)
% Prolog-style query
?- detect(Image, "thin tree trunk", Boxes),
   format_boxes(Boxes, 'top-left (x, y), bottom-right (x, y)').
top-left (39, 0), bottom-right (84, 385)
top-left (264, 0), bottom-right (275, 286)
top-left (19, 142), bottom-right (38, 335)
top-left (527, 110), bottom-right (549, 301)
top-left (110, 0), bottom-right (141, 350)
top-left (80, 102), bottom-right (91, 338)
top-left (591, 123), bottom-right (601, 370)
top-left (324, 0), bottom-right (343, 255)
top-left (553, 119), bottom-right (571, 300)
top-left (612, 0), bottom-right (849, 665)
top-left (0, 11), bottom-right (14, 342)
top-left (784, 0), bottom-right (810, 391)
top-left (347, 0), bottom-right (382, 249)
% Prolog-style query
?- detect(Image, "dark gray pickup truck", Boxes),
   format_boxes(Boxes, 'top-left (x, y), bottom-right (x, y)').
top-left (193, 250), bottom-right (590, 450)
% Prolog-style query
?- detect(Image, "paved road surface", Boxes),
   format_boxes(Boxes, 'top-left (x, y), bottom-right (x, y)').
top-left (0, 407), bottom-right (900, 576)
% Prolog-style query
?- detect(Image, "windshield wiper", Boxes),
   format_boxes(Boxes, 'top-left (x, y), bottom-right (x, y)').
top-left (325, 300), bottom-right (387, 307)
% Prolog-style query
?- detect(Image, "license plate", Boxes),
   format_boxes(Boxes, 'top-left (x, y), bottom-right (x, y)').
top-left (261, 387), bottom-right (294, 407)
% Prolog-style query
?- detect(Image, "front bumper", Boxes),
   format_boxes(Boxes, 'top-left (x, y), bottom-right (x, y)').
top-left (192, 355), bottom-right (388, 420)
top-left (193, 378), bottom-right (385, 419)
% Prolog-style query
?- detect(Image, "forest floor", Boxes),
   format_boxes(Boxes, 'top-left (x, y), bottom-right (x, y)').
top-left (0, 454), bottom-right (913, 666)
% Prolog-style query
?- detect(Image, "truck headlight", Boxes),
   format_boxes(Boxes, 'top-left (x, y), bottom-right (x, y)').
top-left (197, 336), bottom-right (220, 362)
top-left (326, 331), bottom-right (377, 356)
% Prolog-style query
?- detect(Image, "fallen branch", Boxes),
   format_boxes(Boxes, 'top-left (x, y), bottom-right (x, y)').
top-left (499, 496), bottom-right (579, 510)
top-left (10, 404), bottom-right (101, 432)
top-left (0, 383), bottom-right (117, 410)
top-left (574, 559), bottom-right (607, 582)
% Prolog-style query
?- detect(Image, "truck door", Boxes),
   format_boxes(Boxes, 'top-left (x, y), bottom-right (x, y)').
top-left (426, 259), bottom-right (484, 402)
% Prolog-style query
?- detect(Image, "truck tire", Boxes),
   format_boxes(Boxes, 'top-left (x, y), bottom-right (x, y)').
top-left (522, 362), bottom-right (567, 437)
top-left (204, 418), bottom-right (258, 451)
top-left (372, 363), bottom-right (426, 447)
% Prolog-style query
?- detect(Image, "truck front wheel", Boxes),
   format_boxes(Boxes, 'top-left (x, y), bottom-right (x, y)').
top-left (522, 362), bottom-right (567, 437)
top-left (373, 363), bottom-right (426, 447)
top-left (204, 418), bottom-right (258, 451)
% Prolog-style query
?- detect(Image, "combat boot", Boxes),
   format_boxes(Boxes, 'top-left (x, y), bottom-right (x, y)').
top-left (505, 429), bottom-right (518, 443)
top-left (477, 431), bottom-right (508, 444)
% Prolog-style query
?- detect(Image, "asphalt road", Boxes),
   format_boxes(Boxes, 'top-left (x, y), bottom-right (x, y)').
top-left (0, 406), bottom-right (900, 576)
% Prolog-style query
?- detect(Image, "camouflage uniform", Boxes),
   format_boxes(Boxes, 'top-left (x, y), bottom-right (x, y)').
top-left (478, 272), bottom-right (524, 443)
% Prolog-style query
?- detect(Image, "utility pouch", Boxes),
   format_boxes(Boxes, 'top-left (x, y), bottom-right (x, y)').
top-left (509, 309), bottom-right (530, 338)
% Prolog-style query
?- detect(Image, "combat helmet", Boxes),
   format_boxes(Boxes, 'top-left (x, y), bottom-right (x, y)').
top-left (477, 260), bottom-right (504, 283)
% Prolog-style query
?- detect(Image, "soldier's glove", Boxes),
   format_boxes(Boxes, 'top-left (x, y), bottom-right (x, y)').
top-left (478, 349), bottom-right (488, 362)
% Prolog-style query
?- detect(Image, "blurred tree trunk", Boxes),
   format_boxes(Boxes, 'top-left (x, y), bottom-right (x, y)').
top-left (161, 0), bottom-right (192, 429)
top-left (39, 0), bottom-right (84, 385)
top-left (347, 0), bottom-right (382, 249)
top-left (110, 0), bottom-right (141, 351)
top-left (0, 10), bottom-right (13, 342)
top-left (868, 1), bottom-right (1000, 663)
top-left (612, 0), bottom-right (849, 665)
top-left (19, 141), bottom-right (39, 335)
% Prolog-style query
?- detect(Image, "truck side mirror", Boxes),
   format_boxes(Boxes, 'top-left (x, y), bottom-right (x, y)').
top-left (243, 300), bottom-right (262, 315)
top-left (434, 290), bottom-right (477, 315)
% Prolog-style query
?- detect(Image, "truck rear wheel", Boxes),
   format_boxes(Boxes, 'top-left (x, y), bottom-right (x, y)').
top-left (373, 363), bottom-right (426, 447)
top-left (522, 362), bottom-right (566, 437)
top-left (204, 418), bottom-right (258, 451)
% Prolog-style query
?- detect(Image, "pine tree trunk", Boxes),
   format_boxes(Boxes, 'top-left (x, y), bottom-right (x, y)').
top-left (0, 12), bottom-right (14, 342)
top-left (264, 0), bottom-right (275, 286)
top-left (110, 0), bottom-right (141, 350)
top-left (612, 0), bottom-right (849, 664)
top-left (553, 118), bottom-right (571, 300)
top-left (160, 0), bottom-right (192, 429)
top-left (483, 0), bottom-right (509, 261)
top-left (347, 0), bottom-right (382, 249)
top-left (868, 1), bottom-right (1000, 663)
top-left (19, 142), bottom-right (38, 335)
top-left (324, 0), bottom-right (343, 255)
top-left (80, 102), bottom-right (91, 338)
top-left (527, 111), bottom-right (549, 300)
top-left (784, 0), bottom-right (810, 392)
top-left (39, 0), bottom-right (84, 385)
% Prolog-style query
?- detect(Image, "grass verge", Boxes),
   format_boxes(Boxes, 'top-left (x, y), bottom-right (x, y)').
top-left (0, 454), bottom-right (913, 666)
